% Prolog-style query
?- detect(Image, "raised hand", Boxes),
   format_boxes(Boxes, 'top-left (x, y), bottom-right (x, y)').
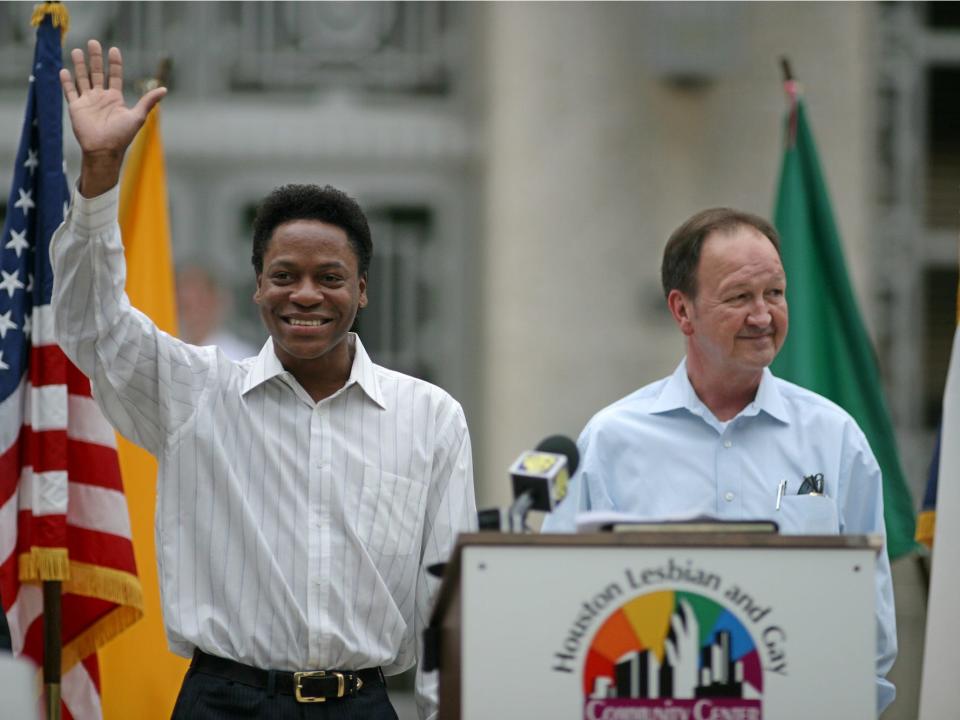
top-left (59, 40), bottom-right (166, 197)
top-left (663, 599), bottom-right (699, 699)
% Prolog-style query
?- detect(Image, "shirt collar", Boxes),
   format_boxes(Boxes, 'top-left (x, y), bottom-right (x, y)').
top-left (240, 333), bottom-right (386, 409)
top-left (348, 334), bottom-right (386, 408)
top-left (650, 358), bottom-right (790, 424)
top-left (649, 359), bottom-right (694, 414)
top-left (751, 366), bottom-right (790, 423)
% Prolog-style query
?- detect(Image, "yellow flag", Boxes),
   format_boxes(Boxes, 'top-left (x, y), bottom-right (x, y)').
top-left (99, 106), bottom-right (189, 718)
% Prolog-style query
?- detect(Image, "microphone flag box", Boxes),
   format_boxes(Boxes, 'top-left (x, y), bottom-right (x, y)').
top-left (509, 450), bottom-right (569, 511)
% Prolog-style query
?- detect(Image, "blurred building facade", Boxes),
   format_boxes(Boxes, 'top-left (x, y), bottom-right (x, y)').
top-left (1, 3), bottom-right (957, 718)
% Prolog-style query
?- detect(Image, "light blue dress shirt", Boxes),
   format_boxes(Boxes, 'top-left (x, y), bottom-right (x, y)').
top-left (543, 359), bottom-right (897, 714)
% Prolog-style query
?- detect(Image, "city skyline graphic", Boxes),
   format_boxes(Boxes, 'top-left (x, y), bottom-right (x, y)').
top-left (583, 591), bottom-right (763, 715)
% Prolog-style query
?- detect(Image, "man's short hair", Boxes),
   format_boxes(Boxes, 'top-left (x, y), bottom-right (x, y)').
top-left (251, 184), bottom-right (373, 276)
top-left (661, 207), bottom-right (781, 299)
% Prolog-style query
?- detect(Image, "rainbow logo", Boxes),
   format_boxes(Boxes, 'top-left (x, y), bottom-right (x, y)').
top-left (582, 590), bottom-right (763, 719)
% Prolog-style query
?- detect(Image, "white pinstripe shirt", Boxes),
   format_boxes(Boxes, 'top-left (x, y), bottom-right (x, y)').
top-left (50, 186), bottom-right (476, 719)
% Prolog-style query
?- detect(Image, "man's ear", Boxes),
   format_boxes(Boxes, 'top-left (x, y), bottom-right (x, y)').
top-left (667, 289), bottom-right (695, 336)
top-left (358, 273), bottom-right (368, 309)
top-left (253, 273), bottom-right (262, 304)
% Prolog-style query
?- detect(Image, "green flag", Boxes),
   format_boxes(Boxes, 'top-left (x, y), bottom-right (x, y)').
top-left (771, 89), bottom-right (917, 559)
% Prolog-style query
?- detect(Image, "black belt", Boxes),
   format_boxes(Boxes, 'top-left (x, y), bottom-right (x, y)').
top-left (190, 650), bottom-right (384, 703)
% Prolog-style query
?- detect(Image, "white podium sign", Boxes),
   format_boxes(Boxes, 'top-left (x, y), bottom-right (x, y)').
top-left (432, 534), bottom-right (878, 720)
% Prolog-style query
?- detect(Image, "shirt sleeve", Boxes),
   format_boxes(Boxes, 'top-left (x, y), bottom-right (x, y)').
top-left (837, 421), bottom-right (898, 715)
top-left (50, 185), bottom-right (213, 456)
top-left (414, 399), bottom-right (477, 720)
top-left (541, 418), bottom-right (614, 532)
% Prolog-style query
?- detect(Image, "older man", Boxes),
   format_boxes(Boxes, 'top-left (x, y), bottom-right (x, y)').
top-left (543, 208), bottom-right (897, 714)
top-left (53, 40), bottom-right (475, 719)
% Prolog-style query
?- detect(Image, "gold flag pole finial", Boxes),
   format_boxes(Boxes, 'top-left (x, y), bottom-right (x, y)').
top-left (780, 56), bottom-right (800, 149)
top-left (139, 57), bottom-right (172, 96)
top-left (31, 1), bottom-right (70, 40)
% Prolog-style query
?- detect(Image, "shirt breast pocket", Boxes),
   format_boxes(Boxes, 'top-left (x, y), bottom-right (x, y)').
top-left (778, 495), bottom-right (840, 535)
top-left (356, 466), bottom-right (427, 560)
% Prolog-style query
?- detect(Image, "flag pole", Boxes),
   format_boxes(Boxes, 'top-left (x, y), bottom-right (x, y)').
top-left (779, 57), bottom-right (799, 149)
top-left (43, 581), bottom-right (62, 720)
top-left (780, 56), bottom-right (793, 83)
top-left (31, 5), bottom-right (70, 718)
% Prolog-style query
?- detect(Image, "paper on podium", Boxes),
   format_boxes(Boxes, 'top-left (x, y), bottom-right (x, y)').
top-left (574, 510), bottom-right (779, 534)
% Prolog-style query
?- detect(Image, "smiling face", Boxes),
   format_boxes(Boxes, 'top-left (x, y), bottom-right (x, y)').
top-left (254, 219), bottom-right (367, 375)
top-left (669, 224), bottom-right (788, 383)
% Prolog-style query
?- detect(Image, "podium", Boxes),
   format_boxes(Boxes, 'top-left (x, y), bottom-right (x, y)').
top-left (428, 532), bottom-right (880, 719)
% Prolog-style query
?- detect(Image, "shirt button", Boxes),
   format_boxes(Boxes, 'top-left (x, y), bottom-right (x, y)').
top-left (723, 440), bottom-right (732, 448)
top-left (724, 492), bottom-right (734, 502)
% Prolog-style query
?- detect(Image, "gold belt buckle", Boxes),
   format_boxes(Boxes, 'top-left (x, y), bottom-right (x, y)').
top-left (293, 670), bottom-right (363, 703)
top-left (294, 670), bottom-right (340, 703)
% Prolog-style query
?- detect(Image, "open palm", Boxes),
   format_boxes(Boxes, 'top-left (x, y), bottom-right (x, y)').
top-left (60, 40), bottom-right (165, 157)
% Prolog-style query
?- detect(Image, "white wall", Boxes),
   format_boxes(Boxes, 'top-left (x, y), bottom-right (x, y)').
top-left (479, 1), bottom-right (876, 505)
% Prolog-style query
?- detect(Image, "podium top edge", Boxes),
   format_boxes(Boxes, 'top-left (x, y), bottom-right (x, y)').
top-left (456, 531), bottom-right (884, 552)
top-left (427, 532), bottom-right (883, 628)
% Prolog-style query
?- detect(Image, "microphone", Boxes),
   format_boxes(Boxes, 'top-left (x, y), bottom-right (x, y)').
top-left (477, 435), bottom-right (580, 532)
top-left (509, 435), bottom-right (580, 512)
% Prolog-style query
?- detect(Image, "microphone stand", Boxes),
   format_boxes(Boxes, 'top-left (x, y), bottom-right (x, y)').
top-left (508, 490), bottom-right (535, 533)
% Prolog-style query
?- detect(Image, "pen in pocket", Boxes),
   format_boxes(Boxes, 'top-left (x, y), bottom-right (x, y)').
top-left (775, 479), bottom-right (787, 511)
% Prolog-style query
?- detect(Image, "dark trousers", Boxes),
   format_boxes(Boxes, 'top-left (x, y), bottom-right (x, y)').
top-left (171, 664), bottom-right (400, 720)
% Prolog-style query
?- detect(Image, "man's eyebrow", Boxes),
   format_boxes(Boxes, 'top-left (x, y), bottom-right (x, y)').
top-left (718, 278), bottom-right (753, 292)
top-left (718, 272), bottom-right (786, 292)
top-left (266, 259), bottom-right (348, 270)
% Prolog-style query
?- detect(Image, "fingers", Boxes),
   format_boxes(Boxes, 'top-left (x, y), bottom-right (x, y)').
top-left (59, 68), bottom-right (78, 103)
top-left (670, 612), bottom-right (686, 639)
top-left (71, 47), bottom-right (90, 93)
top-left (665, 639), bottom-right (678, 666)
top-left (62, 39), bottom-right (167, 120)
top-left (107, 46), bottom-right (123, 93)
top-left (677, 600), bottom-right (693, 629)
top-left (87, 39), bottom-right (104, 90)
top-left (67, 40), bottom-right (122, 96)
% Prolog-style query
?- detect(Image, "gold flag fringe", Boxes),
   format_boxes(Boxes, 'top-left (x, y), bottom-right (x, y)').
top-left (65, 561), bottom-right (145, 608)
top-left (19, 553), bottom-right (144, 607)
top-left (30, 605), bottom-right (144, 681)
top-left (18, 553), bottom-right (146, 673)
top-left (916, 510), bottom-right (935, 550)
top-left (19, 547), bottom-right (70, 581)
top-left (61, 605), bottom-right (144, 674)
top-left (31, 2), bottom-right (70, 40)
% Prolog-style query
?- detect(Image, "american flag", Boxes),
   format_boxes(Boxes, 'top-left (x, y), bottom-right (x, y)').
top-left (0, 9), bottom-right (143, 720)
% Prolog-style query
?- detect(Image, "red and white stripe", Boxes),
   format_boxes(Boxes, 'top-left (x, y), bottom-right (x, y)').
top-left (0, 305), bottom-right (139, 720)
